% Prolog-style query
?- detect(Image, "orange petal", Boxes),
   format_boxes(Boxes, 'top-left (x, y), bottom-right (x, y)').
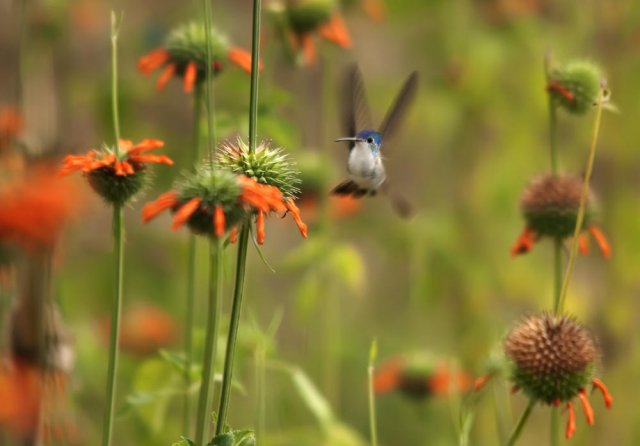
top-left (284, 198), bottom-right (308, 239)
top-left (511, 227), bottom-right (536, 257)
top-left (142, 191), bottom-right (179, 223)
top-left (183, 61), bottom-right (198, 93)
top-left (566, 401), bottom-right (576, 440)
top-left (138, 48), bottom-right (170, 75)
top-left (300, 34), bottom-right (317, 66)
top-left (114, 161), bottom-right (126, 176)
top-left (256, 211), bottom-right (265, 244)
top-left (592, 378), bottom-right (613, 408)
top-left (588, 226), bottom-right (611, 258)
top-left (228, 47), bottom-right (262, 74)
top-left (129, 154), bottom-right (174, 166)
top-left (546, 80), bottom-right (575, 103)
top-left (373, 358), bottom-right (402, 394)
top-left (578, 389), bottom-right (594, 425)
top-left (578, 233), bottom-right (589, 255)
top-left (156, 63), bottom-right (176, 91)
top-left (171, 197), bottom-right (201, 231)
top-left (214, 205), bottom-right (225, 238)
top-left (126, 139), bottom-right (165, 156)
top-left (121, 161), bottom-right (135, 175)
top-left (362, 0), bottom-right (386, 22)
top-left (318, 14), bottom-right (352, 48)
top-left (473, 374), bottom-right (492, 392)
top-left (230, 227), bottom-right (238, 244)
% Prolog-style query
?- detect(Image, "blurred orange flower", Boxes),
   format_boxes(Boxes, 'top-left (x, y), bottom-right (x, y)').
top-left (0, 106), bottom-right (23, 151)
top-left (0, 361), bottom-right (41, 436)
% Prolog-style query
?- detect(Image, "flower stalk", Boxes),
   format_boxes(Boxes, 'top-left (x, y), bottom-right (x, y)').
top-left (506, 399), bottom-right (535, 446)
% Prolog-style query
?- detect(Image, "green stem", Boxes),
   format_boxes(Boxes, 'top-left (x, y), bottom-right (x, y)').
top-left (550, 407), bottom-right (559, 446)
top-left (183, 81), bottom-right (204, 436)
top-left (195, 239), bottom-right (224, 445)
top-left (203, 0), bottom-right (216, 162)
top-left (255, 346), bottom-right (266, 442)
top-left (552, 238), bottom-right (562, 314)
top-left (101, 205), bottom-right (124, 446)
top-left (548, 98), bottom-right (558, 175)
top-left (110, 12), bottom-right (122, 149)
top-left (215, 224), bottom-right (250, 435)
top-left (557, 87), bottom-right (605, 314)
top-left (506, 399), bottom-right (535, 446)
top-left (248, 0), bottom-right (262, 152)
top-left (368, 344), bottom-right (378, 446)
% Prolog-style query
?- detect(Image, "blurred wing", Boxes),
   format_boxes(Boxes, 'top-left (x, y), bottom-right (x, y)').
top-left (341, 64), bottom-right (373, 149)
top-left (378, 71), bottom-right (419, 142)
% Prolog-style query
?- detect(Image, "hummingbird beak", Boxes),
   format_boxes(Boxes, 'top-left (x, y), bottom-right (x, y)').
top-left (335, 137), bottom-right (364, 142)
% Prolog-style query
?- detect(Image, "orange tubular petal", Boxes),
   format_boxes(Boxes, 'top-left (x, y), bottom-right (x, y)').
top-left (137, 48), bottom-right (170, 75)
top-left (228, 47), bottom-right (262, 74)
top-left (546, 80), bottom-right (575, 103)
top-left (230, 227), bottom-right (238, 243)
top-left (300, 34), bottom-right (317, 66)
top-left (114, 161), bottom-right (126, 176)
top-left (588, 226), bottom-right (611, 258)
top-left (126, 139), bottom-right (165, 156)
top-left (566, 401), bottom-right (576, 440)
top-left (142, 191), bottom-right (179, 223)
top-left (121, 161), bottom-right (135, 175)
top-left (511, 227), bottom-right (536, 257)
top-left (318, 14), bottom-right (352, 48)
top-left (156, 64), bottom-right (177, 91)
top-left (284, 198), bottom-right (308, 239)
top-left (578, 389), bottom-right (594, 425)
top-left (473, 374), bottom-right (492, 392)
top-left (510, 385), bottom-right (519, 394)
top-left (171, 197), bottom-right (201, 231)
top-left (214, 205), bottom-right (225, 238)
top-left (362, 0), bottom-right (386, 22)
top-left (129, 154), bottom-right (174, 166)
top-left (183, 61), bottom-right (197, 93)
top-left (373, 358), bottom-right (402, 394)
top-left (578, 233), bottom-right (589, 255)
top-left (592, 378), bottom-right (613, 408)
top-left (256, 211), bottom-right (265, 245)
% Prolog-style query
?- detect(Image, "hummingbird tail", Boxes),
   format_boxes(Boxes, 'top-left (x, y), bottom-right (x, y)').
top-left (331, 180), bottom-right (369, 198)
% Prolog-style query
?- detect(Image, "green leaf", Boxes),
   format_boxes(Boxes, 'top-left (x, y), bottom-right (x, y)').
top-left (289, 366), bottom-right (335, 429)
top-left (329, 245), bottom-right (365, 293)
top-left (172, 437), bottom-right (196, 446)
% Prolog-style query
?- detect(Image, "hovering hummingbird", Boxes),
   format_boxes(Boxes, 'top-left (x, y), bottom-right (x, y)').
top-left (332, 65), bottom-right (418, 217)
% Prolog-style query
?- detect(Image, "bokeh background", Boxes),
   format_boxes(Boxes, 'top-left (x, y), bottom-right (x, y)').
top-left (1, 0), bottom-right (640, 444)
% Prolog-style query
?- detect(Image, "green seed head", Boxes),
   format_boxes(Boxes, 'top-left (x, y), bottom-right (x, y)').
top-left (286, 0), bottom-right (336, 33)
top-left (548, 61), bottom-right (602, 115)
top-left (521, 173), bottom-right (592, 239)
top-left (165, 22), bottom-right (229, 73)
top-left (174, 163), bottom-right (246, 236)
top-left (218, 138), bottom-right (301, 198)
top-left (86, 145), bottom-right (148, 205)
top-left (504, 313), bottom-right (598, 404)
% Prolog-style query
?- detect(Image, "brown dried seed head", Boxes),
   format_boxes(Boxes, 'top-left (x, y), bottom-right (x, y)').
top-left (521, 174), bottom-right (587, 215)
top-left (505, 313), bottom-right (598, 377)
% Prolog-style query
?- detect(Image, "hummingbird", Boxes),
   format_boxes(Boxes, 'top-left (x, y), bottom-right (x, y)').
top-left (332, 65), bottom-right (418, 217)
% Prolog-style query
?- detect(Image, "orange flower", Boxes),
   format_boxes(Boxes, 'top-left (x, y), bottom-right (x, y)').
top-left (0, 360), bottom-right (41, 436)
top-left (511, 224), bottom-right (611, 258)
top-left (0, 168), bottom-right (77, 251)
top-left (137, 23), bottom-right (260, 94)
top-left (286, 12), bottom-right (352, 66)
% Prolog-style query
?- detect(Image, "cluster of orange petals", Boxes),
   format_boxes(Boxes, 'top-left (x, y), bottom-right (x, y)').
top-left (289, 14), bottom-right (352, 65)
top-left (373, 357), bottom-right (472, 397)
top-left (59, 139), bottom-right (172, 177)
top-left (546, 80), bottom-right (576, 103)
top-left (0, 361), bottom-right (41, 436)
top-left (0, 168), bottom-right (77, 250)
top-left (511, 225), bottom-right (611, 258)
top-left (137, 47), bottom-right (259, 94)
top-left (142, 175), bottom-right (307, 242)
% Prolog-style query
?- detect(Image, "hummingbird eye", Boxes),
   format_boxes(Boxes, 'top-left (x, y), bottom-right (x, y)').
top-left (367, 137), bottom-right (374, 144)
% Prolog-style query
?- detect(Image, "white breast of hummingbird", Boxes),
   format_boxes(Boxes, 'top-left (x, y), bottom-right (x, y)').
top-left (347, 140), bottom-right (386, 191)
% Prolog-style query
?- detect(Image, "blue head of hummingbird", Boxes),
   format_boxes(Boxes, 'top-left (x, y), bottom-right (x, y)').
top-left (332, 65), bottom-right (418, 217)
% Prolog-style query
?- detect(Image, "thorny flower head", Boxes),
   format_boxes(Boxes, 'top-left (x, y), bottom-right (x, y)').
top-left (546, 60), bottom-right (603, 115)
top-left (268, 0), bottom-right (352, 66)
top-left (142, 164), bottom-right (287, 241)
top-left (511, 173), bottom-right (610, 258)
top-left (138, 22), bottom-right (260, 94)
top-left (218, 138), bottom-right (307, 243)
top-left (373, 353), bottom-right (471, 400)
top-left (59, 139), bottom-right (173, 205)
top-left (504, 313), bottom-right (612, 440)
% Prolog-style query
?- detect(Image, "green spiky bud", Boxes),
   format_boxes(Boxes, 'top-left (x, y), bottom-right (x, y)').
top-left (286, 0), bottom-right (336, 33)
top-left (173, 163), bottom-right (246, 236)
top-left (165, 22), bottom-right (230, 73)
top-left (88, 165), bottom-right (146, 206)
top-left (547, 61), bottom-right (602, 115)
top-left (218, 139), bottom-right (301, 198)
top-left (520, 173), bottom-right (592, 239)
top-left (504, 313), bottom-right (598, 404)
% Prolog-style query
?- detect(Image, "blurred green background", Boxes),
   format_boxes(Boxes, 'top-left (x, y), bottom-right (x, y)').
top-left (2, 0), bottom-right (640, 444)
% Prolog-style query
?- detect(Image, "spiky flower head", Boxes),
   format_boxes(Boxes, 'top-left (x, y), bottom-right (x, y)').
top-left (521, 173), bottom-right (590, 239)
top-left (59, 139), bottom-right (173, 206)
top-left (138, 22), bottom-right (258, 93)
top-left (511, 173), bottom-right (611, 258)
top-left (547, 61), bottom-right (602, 115)
top-left (505, 313), bottom-right (597, 404)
